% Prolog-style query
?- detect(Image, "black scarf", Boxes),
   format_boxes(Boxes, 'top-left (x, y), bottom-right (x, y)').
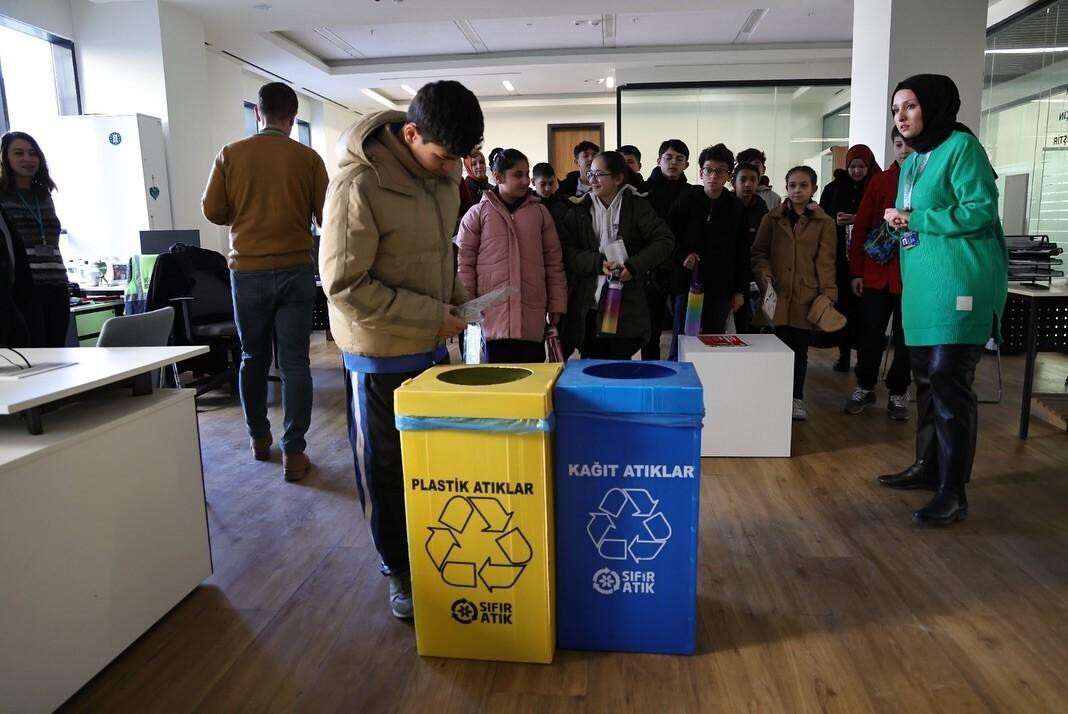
top-left (892, 74), bottom-right (976, 154)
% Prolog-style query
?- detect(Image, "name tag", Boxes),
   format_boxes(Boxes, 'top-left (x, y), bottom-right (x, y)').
top-left (956, 296), bottom-right (973, 312)
top-left (901, 231), bottom-right (919, 249)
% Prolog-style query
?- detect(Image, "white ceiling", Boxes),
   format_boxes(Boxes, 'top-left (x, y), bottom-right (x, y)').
top-left (161, 0), bottom-right (999, 112)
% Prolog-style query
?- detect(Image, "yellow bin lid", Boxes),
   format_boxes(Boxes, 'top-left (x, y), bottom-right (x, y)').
top-left (394, 363), bottom-right (562, 420)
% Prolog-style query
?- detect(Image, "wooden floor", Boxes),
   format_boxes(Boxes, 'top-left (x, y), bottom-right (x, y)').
top-left (61, 337), bottom-right (1068, 713)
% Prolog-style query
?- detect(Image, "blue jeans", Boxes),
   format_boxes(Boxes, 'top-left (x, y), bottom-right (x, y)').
top-left (231, 263), bottom-right (316, 454)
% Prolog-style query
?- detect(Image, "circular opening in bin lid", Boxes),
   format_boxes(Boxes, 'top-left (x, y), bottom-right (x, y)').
top-left (582, 362), bottom-right (676, 380)
top-left (436, 366), bottom-right (534, 386)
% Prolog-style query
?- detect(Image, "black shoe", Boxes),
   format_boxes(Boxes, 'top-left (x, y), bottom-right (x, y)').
top-left (877, 461), bottom-right (938, 490)
top-left (913, 490), bottom-right (968, 526)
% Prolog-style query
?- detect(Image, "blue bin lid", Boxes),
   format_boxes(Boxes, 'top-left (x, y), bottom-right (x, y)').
top-left (554, 360), bottom-right (704, 415)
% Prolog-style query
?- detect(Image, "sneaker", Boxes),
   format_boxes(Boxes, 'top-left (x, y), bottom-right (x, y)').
top-left (887, 393), bottom-right (911, 421)
top-left (389, 572), bottom-right (414, 619)
top-left (283, 451), bottom-right (310, 482)
top-left (250, 433), bottom-right (272, 461)
top-left (843, 387), bottom-right (877, 415)
top-left (792, 399), bottom-right (808, 421)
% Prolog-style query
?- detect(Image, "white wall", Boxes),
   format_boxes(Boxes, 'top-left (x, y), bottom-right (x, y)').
top-left (0, 0), bottom-right (73, 38)
top-left (71, 0), bottom-right (167, 120)
top-left (621, 94), bottom-right (825, 189)
top-left (158, 1), bottom-right (218, 247)
top-left (480, 102), bottom-right (616, 175)
top-left (850, 0), bottom-right (989, 166)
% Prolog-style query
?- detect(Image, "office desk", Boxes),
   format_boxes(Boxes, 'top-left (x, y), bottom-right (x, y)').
top-left (0, 346), bottom-right (207, 434)
top-left (0, 385), bottom-right (212, 712)
top-left (1007, 284), bottom-right (1068, 438)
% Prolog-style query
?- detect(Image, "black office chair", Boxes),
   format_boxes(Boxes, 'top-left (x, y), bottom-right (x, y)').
top-left (146, 244), bottom-right (240, 396)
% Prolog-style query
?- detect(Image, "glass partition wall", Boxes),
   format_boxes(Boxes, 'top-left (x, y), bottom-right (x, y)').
top-left (618, 81), bottom-right (850, 200)
top-left (981, 0), bottom-right (1068, 249)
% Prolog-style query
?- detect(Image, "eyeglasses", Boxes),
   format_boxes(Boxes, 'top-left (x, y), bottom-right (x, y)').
top-left (586, 171), bottom-right (615, 181)
top-left (700, 167), bottom-right (730, 178)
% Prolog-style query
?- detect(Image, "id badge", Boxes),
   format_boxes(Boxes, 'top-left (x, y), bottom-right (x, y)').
top-left (901, 231), bottom-right (920, 250)
top-left (31, 243), bottom-right (60, 259)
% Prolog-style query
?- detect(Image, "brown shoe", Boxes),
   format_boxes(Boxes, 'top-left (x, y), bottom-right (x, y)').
top-left (283, 452), bottom-right (310, 482)
top-left (250, 434), bottom-right (273, 461)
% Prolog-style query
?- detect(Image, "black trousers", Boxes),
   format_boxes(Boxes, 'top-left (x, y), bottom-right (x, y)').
top-left (774, 326), bottom-right (811, 399)
top-left (856, 288), bottom-right (911, 394)
top-left (344, 357), bottom-right (445, 574)
top-left (582, 310), bottom-right (642, 360)
top-left (910, 345), bottom-right (983, 494)
top-left (640, 285), bottom-right (669, 360)
top-left (27, 283), bottom-right (71, 347)
top-left (486, 339), bottom-right (545, 364)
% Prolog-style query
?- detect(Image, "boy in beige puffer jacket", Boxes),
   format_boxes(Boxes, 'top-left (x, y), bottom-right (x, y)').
top-left (319, 81), bottom-right (484, 620)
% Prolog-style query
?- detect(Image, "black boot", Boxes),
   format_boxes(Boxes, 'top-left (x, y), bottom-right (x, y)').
top-left (913, 488), bottom-right (968, 526)
top-left (878, 461), bottom-right (937, 490)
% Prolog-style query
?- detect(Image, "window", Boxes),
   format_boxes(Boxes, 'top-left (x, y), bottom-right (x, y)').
top-left (296, 118), bottom-right (311, 147)
top-left (618, 81), bottom-right (850, 194)
top-left (0, 16), bottom-right (81, 134)
top-left (243, 101), bottom-right (258, 136)
top-left (243, 101), bottom-right (311, 146)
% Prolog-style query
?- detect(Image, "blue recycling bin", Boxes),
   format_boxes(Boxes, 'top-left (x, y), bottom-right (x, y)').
top-left (553, 360), bottom-right (704, 654)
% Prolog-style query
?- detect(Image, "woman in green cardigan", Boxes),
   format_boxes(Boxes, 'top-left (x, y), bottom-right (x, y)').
top-left (878, 74), bottom-right (1008, 527)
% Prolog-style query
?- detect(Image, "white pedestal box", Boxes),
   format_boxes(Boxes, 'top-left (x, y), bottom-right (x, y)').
top-left (678, 334), bottom-right (794, 457)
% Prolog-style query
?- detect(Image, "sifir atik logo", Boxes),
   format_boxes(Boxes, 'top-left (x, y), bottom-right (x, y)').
top-left (450, 598), bottom-right (515, 625)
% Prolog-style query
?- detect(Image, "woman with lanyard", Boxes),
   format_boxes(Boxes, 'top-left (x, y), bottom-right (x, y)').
top-left (0, 132), bottom-right (70, 347)
top-left (879, 74), bottom-right (1008, 527)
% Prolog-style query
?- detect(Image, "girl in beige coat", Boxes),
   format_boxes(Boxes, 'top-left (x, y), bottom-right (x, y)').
top-left (751, 165), bottom-right (837, 420)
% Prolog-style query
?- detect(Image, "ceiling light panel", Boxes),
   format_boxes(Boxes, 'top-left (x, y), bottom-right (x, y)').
top-left (737, 8), bottom-right (851, 43)
top-left (469, 15), bottom-right (603, 53)
top-left (615, 10), bottom-right (751, 46)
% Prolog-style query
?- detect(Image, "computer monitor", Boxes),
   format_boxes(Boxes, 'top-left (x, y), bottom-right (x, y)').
top-left (139, 229), bottom-right (200, 255)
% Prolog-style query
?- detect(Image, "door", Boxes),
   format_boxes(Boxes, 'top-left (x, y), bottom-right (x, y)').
top-left (548, 123), bottom-right (605, 181)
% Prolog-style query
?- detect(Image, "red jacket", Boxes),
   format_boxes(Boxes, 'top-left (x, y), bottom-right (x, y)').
top-left (851, 161), bottom-right (903, 294)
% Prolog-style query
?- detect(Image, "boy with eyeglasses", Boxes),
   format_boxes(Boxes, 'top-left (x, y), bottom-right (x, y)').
top-left (641, 139), bottom-right (690, 360)
top-left (667, 143), bottom-right (750, 357)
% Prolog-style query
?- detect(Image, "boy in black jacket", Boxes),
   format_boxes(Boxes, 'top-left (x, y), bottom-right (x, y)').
top-left (641, 139), bottom-right (690, 359)
top-left (555, 140), bottom-right (599, 199)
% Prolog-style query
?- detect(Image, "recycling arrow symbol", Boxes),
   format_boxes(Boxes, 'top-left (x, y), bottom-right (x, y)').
top-left (425, 495), bottom-right (532, 591)
top-left (587, 488), bottom-right (672, 563)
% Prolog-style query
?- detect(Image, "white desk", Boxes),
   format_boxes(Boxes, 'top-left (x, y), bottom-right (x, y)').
top-left (0, 386), bottom-right (211, 712)
top-left (0, 346), bottom-right (207, 433)
top-left (1007, 284), bottom-right (1068, 438)
top-left (679, 334), bottom-right (794, 457)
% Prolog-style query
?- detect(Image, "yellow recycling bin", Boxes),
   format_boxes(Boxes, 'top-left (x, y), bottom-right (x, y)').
top-left (395, 363), bottom-right (562, 664)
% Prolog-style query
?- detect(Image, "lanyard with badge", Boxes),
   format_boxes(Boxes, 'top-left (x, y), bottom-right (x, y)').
top-left (900, 153), bottom-right (929, 250)
top-left (15, 190), bottom-right (47, 244)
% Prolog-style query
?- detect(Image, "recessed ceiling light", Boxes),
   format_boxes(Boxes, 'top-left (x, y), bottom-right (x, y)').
top-left (502, 80), bottom-right (515, 92)
top-left (606, 76), bottom-right (615, 89)
top-left (361, 88), bottom-right (396, 109)
top-left (401, 84), bottom-right (417, 97)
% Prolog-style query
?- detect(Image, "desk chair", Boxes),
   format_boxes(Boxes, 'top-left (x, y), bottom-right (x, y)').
top-left (97, 306), bottom-right (177, 388)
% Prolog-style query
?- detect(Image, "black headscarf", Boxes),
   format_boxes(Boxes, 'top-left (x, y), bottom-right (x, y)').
top-left (892, 74), bottom-right (976, 154)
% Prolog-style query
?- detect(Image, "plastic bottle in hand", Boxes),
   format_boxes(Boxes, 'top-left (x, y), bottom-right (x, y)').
top-left (601, 271), bottom-right (623, 335)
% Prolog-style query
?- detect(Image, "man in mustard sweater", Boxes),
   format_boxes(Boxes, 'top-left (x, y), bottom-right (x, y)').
top-left (202, 82), bottom-right (328, 482)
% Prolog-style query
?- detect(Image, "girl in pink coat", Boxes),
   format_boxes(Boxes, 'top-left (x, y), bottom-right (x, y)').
top-left (458, 147), bottom-right (568, 363)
